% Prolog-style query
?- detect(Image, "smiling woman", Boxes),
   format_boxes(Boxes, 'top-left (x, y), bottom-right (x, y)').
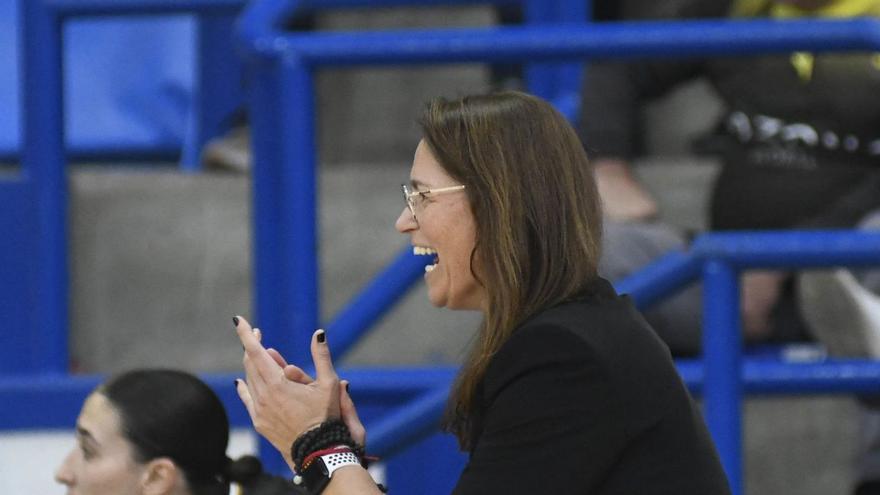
top-left (397, 139), bottom-right (482, 311)
top-left (233, 91), bottom-right (732, 495)
top-left (55, 369), bottom-right (303, 495)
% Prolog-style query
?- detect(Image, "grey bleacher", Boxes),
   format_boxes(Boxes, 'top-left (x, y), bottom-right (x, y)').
top-left (16, 6), bottom-right (863, 495)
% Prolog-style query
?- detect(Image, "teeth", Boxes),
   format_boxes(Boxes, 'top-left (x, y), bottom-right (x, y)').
top-left (413, 246), bottom-right (438, 256)
top-left (425, 264), bottom-right (436, 273)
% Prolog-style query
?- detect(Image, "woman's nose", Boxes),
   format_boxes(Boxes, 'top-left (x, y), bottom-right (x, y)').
top-left (54, 450), bottom-right (75, 485)
top-left (395, 206), bottom-right (417, 233)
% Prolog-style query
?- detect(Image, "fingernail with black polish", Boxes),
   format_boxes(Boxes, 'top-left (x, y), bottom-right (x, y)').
top-left (345, 382), bottom-right (351, 394)
top-left (233, 379), bottom-right (239, 389)
top-left (316, 330), bottom-right (326, 343)
top-left (232, 316), bottom-right (240, 327)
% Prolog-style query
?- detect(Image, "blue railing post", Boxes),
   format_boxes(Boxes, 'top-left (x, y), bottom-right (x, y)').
top-left (277, 54), bottom-right (319, 366)
top-left (703, 259), bottom-right (743, 495)
top-left (21, 0), bottom-right (68, 374)
top-left (247, 54), bottom-right (285, 342)
top-left (248, 53), bottom-right (321, 473)
top-left (523, 0), bottom-right (585, 121)
top-left (181, 11), bottom-right (244, 171)
top-left (327, 247), bottom-right (434, 359)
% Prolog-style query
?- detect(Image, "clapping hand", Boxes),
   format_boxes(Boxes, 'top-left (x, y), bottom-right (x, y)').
top-left (233, 316), bottom-right (365, 469)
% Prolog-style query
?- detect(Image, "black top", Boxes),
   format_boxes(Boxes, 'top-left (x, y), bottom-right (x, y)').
top-left (452, 278), bottom-right (731, 494)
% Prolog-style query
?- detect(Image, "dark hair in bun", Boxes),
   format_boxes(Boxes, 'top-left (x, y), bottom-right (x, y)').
top-left (101, 369), bottom-right (272, 494)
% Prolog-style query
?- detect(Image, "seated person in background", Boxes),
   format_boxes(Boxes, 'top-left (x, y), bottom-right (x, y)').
top-left (582, 0), bottom-right (880, 349)
top-left (55, 368), bottom-right (303, 495)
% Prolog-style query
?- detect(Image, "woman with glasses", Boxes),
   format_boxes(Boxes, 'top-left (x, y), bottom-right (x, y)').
top-left (55, 368), bottom-right (303, 495)
top-left (233, 91), bottom-right (731, 494)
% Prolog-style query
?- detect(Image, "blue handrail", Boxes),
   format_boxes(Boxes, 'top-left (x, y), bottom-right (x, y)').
top-left (236, 0), bottom-right (586, 117)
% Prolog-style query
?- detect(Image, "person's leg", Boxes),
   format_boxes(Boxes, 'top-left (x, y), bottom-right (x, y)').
top-left (852, 210), bottom-right (880, 494)
top-left (853, 210), bottom-right (880, 294)
top-left (797, 209), bottom-right (880, 494)
top-left (600, 219), bottom-right (702, 356)
top-left (798, 210), bottom-right (880, 357)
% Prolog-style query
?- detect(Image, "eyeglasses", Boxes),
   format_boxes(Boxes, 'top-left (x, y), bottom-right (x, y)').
top-left (401, 183), bottom-right (466, 223)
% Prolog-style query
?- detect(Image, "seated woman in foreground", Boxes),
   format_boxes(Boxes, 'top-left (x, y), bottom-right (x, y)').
top-left (233, 91), bottom-right (732, 494)
top-left (56, 368), bottom-right (303, 495)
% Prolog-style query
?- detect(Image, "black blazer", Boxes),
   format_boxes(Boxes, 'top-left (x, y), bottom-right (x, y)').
top-left (452, 278), bottom-right (731, 494)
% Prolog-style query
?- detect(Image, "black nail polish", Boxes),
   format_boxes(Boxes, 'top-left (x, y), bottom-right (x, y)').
top-left (232, 316), bottom-right (239, 327)
top-left (345, 382), bottom-right (350, 394)
top-left (317, 330), bottom-right (326, 343)
top-left (233, 379), bottom-right (239, 388)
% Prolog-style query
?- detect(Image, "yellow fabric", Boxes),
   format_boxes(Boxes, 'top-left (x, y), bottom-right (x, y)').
top-left (790, 51), bottom-right (815, 81)
top-left (772, 0), bottom-right (880, 18)
top-left (732, 0), bottom-right (880, 81)
top-left (732, 0), bottom-right (880, 18)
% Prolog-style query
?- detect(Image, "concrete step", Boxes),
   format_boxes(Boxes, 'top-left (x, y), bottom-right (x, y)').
top-left (68, 164), bottom-right (480, 374)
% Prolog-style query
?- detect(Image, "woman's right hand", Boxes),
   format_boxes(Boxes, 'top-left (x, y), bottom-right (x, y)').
top-left (233, 316), bottom-right (343, 468)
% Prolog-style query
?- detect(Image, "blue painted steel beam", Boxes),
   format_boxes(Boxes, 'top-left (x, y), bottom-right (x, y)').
top-left (522, 0), bottom-right (585, 119)
top-left (242, 18), bottom-right (880, 61)
top-left (676, 359), bottom-right (880, 396)
top-left (247, 55), bottom-right (286, 359)
top-left (180, 13), bottom-right (245, 171)
top-left (0, 180), bottom-right (38, 374)
top-left (238, 0), bottom-right (526, 57)
top-left (0, 373), bottom-right (252, 429)
top-left (614, 249), bottom-right (702, 310)
top-left (251, 56), bottom-right (319, 473)
top-left (270, 57), bottom-right (319, 368)
top-left (365, 386), bottom-right (450, 458)
top-left (0, 367), bottom-right (456, 430)
top-left (9, 359), bottom-right (880, 431)
top-left (44, 0), bottom-right (243, 16)
top-left (702, 260), bottom-right (742, 494)
top-left (327, 248), bottom-right (434, 359)
top-left (21, 0), bottom-right (68, 374)
top-left (35, 1), bottom-right (247, 171)
top-left (693, 230), bottom-right (880, 268)
top-left (617, 230), bottom-right (880, 310)
top-left (236, 0), bottom-right (583, 119)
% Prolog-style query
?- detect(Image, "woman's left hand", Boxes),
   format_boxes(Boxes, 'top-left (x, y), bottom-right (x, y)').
top-left (234, 316), bottom-right (342, 467)
top-left (266, 339), bottom-right (366, 447)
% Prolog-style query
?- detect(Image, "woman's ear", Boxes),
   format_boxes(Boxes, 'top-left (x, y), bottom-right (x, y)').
top-left (141, 457), bottom-right (180, 495)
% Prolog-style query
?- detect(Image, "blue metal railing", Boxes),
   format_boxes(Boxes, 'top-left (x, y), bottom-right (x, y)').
top-left (11, 0), bottom-right (247, 375)
top-left (15, 0), bottom-right (246, 167)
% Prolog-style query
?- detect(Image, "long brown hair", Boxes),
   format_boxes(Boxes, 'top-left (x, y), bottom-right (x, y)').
top-left (419, 91), bottom-right (603, 449)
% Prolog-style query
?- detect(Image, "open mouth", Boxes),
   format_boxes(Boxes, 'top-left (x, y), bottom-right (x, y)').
top-left (413, 246), bottom-right (439, 272)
